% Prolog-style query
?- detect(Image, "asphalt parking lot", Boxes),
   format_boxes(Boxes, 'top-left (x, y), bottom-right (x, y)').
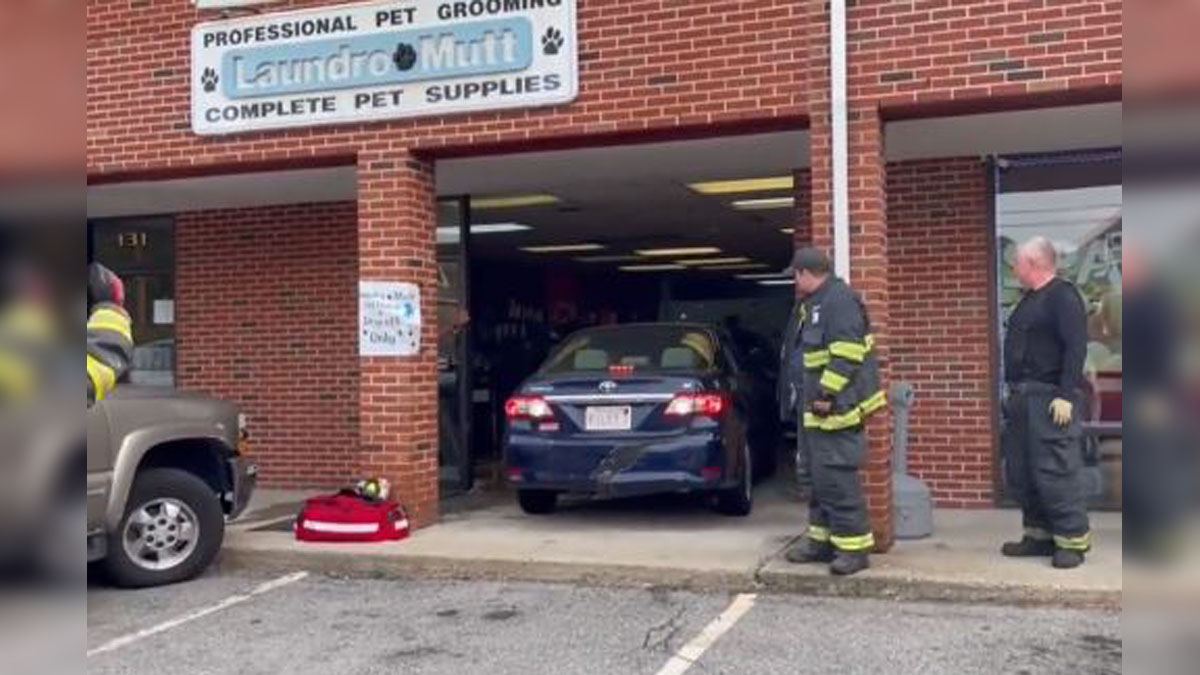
top-left (87, 569), bottom-right (1120, 675)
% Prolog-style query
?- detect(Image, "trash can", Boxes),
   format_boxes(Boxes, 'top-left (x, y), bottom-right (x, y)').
top-left (891, 382), bottom-right (933, 539)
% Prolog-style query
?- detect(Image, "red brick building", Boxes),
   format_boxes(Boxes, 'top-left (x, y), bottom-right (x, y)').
top-left (87, 0), bottom-right (1123, 548)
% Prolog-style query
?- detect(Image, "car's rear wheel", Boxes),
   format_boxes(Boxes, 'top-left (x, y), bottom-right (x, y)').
top-left (518, 489), bottom-right (559, 515)
top-left (715, 443), bottom-right (754, 517)
top-left (104, 468), bottom-right (224, 588)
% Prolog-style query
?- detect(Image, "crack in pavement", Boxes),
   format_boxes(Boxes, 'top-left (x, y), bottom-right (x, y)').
top-left (642, 604), bottom-right (688, 653)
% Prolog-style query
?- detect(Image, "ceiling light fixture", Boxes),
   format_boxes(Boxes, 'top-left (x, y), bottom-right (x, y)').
top-left (737, 272), bottom-right (791, 280)
top-left (575, 255), bottom-right (643, 263)
top-left (688, 176), bottom-right (794, 195)
top-left (471, 194), bottom-right (561, 209)
top-left (619, 264), bottom-right (686, 272)
top-left (700, 264), bottom-right (771, 271)
top-left (677, 257), bottom-right (752, 266)
top-left (436, 223), bottom-right (531, 245)
top-left (732, 197), bottom-right (796, 210)
top-left (780, 227), bottom-right (796, 234)
top-left (521, 243), bottom-right (606, 253)
top-left (758, 279), bottom-right (796, 286)
top-left (635, 246), bottom-right (722, 257)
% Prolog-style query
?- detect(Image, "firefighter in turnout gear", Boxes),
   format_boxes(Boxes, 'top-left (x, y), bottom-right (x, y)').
top-left (781, 248), bottom-right (887, 576)
top-left (1001, 237), bottom-right (1091, 569)
top-left (87, 263), bottom-right (133, 407)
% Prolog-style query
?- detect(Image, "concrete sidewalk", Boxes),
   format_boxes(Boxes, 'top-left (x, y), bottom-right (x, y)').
top-left (217, 484), bottom-right (1122, 608)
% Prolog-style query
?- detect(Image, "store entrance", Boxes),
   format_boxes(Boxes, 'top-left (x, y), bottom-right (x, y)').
top-left (437, 131), bottom-right (809, 483)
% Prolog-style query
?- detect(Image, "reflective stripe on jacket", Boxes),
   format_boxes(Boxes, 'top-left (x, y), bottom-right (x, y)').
top-left (782, 277), bottom-right (886, 432)
top-left (87, 302), bottom-right (133, 406)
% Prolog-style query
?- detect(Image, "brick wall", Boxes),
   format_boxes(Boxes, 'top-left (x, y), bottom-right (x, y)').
top-left (850, 0), bottom-right (1122, 109)
top-left (887, 158), bottom-right (995, 507)
top-left (176, 202), bottom-right (360, 488)
top-left (86, 0), bottom-right (809, 174)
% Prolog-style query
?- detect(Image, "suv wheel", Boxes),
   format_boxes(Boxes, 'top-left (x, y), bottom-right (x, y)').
top-left (517, 489), bottom-right (559, 515)
top-left (105, 468), bottom-right (224, 588)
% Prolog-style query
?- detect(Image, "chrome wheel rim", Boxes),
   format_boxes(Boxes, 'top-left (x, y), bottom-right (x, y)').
top-left (121, 498), bottom-right (199, 572)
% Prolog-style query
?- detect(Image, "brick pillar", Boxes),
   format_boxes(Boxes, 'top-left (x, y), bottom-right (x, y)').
top-left (356, 149), bottom-right (440, 528)
top-left (807, 0), bottom-right (894, 550)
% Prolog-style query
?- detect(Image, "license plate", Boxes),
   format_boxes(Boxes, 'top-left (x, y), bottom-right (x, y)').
top-left (585, 406), bottom-right (632, 432)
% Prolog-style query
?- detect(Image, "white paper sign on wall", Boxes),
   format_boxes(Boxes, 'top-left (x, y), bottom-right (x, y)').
top-left (191, 0), bottom-right (578, 135)
top-left (359, 280), bottom-right (421, 357)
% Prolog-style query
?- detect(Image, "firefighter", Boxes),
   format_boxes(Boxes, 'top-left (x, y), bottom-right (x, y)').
top-left (781, 248), bottom-right (887, 576)
top-left (87, 263), bottom-right (133, 407)
top-left (1000, 237), bottom-right (1091, 569)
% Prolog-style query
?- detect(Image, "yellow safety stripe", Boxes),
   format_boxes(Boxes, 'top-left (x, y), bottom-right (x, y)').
top-left (803, 350), bottom-right (830, 369)
top-left (1024, 527), bottom-right (1052, 541)
top-left (804, 409), bottom-right (862, 431)
top-left (859, 390), bottom-right (888, 415)
top-left (831, 532), bottom-right (876, 552)
top-left (819, 369), bottom-right (850, 393)
top-left (1054, 533), bottom-right (1092, 551)
top-left (806, 525), bottom-right (830, 542)
top-left (829, 341), bottom-right (867, 363)
top-left (87, 353), bottom-right (118, 402)
top-left (88, 308), bottom-right (133, 342)
top-left (802, 389), bottom-right (888, 432)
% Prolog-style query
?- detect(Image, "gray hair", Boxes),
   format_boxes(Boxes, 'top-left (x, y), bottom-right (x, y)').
top-left (1019, 236), bottom-right (1058, 270)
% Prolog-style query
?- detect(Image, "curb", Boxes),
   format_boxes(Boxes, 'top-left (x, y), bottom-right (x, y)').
top-left (214, 545), bottom-right (1121, 610)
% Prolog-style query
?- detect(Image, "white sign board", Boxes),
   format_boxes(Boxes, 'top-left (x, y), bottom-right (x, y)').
top-left (191, 0), bottom-right (578, 135)
top-left (359, 281), bottom-right (422, 357)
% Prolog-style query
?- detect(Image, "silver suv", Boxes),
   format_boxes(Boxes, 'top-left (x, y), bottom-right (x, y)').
top-left (87, 386), bottom-right (256, 587)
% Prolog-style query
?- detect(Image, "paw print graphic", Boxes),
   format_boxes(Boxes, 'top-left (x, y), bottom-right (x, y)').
top-left (200, 67), bottom-right (219, 93)
top-left (542, 27), bottom-right (565, 56)
top-left (393, 42), bottom-right (417, 71)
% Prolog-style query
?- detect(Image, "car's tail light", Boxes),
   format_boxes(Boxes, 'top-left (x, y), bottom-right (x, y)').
top-left (665, 393), bottom-right (729, 418)
top-left (609, 364), bottom-right (635, 377)
top-left (505, 396), bottom-right (554, 421)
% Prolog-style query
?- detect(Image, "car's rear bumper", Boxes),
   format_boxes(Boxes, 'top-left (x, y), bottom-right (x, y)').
top-left (505, 431), bottom-right (734, 497)
top-left (225, 455), bottom-right (257, 519)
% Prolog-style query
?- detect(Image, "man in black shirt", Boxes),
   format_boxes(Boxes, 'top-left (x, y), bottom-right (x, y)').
top-left (1001, 237), bottom-right (1091, 569)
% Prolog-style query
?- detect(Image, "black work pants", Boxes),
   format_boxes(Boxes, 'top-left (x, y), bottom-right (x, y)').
top-left (1002, 385), bottom-right (1090, 545)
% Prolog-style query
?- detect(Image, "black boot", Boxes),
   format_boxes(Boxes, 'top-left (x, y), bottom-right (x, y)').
top-left (830, 551), bottom-right (870, 576)
top-left (1001, 536), bottom-right (1055, 557)
top-left (1052, 548), bottom-right (1086, 569)
top-left (785, 538), bottom-right (835, 564)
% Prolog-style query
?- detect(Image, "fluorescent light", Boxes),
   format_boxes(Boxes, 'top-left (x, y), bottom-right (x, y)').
top-left (635, 247), bottom-right (722, 258)
top-left (732, 197), bottom-right (796, 210)
top-left (677, 257), bottom-right (752, 267)
top-left (521, 243), bottom-right (606, 253)
top-left (700, 264), bottom-right (770, 271)
top-left (780, 227), bottom-right (796, 234)
top-left (758, 279), bottom-right (796, 286)
top-left (472, 194), bottom-right (561, 209)
top-left (737, 272), bottom-right (791, 280)
top-left (688, 176), bottom-right (794, 195)
top-left (575, 255), bottom-right (643, 263)
top-left (436, 223), bottom-right (531, 244)
top-left (619, 264), bottom-right (686, 272)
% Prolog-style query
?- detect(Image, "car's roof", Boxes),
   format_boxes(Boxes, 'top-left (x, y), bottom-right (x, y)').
top-left (569, 322), bottom-right (717, 334)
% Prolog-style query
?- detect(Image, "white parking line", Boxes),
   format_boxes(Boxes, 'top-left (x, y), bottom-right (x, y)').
top-left (87, 572), bottom-right (309, 658)
top-left (654, 593), bottom-right (757, 675)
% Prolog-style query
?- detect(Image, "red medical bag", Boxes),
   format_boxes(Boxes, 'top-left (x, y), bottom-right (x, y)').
top-left (294, 492), bottom-right (410, 543)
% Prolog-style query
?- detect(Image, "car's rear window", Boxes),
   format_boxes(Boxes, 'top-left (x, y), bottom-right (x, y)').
top-left (541, 326), bottom-right (718, 375)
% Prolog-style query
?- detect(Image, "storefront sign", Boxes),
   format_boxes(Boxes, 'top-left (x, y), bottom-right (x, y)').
top-left (192, 0), bottom-right (577, 135)
top-left (360, 281), bottom-right (422, 357)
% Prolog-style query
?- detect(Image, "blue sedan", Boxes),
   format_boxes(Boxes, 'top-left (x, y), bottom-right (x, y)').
top-left (504, 323), bottom-right (778, 516)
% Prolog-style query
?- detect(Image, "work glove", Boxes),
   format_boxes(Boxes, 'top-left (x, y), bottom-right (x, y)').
top-left (88, 263), bottom-right (125, 308)
top-left (1049, 397), bottom-right (1073, 427)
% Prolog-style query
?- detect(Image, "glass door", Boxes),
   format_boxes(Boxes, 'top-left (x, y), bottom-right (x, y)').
top-left (437, 196), bottom-right (473, 495)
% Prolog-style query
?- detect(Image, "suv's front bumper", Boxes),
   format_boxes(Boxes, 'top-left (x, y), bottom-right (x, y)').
top-left (225, 455), bottom-right (258, 520)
